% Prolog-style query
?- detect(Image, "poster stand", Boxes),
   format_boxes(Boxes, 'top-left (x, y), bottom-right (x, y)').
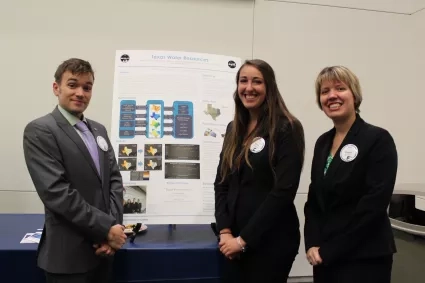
top-left (168, 224), bottom-right (177, 234)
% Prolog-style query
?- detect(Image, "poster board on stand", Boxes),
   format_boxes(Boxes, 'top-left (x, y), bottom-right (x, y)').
top-left (110, 50), bottom-right (241, 226)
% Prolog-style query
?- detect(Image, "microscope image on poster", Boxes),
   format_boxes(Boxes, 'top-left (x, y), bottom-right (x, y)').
top-left (118, 99), bottom-right (194, 139)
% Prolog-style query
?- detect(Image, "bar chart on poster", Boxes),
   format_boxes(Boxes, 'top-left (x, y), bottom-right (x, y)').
top-left (110, 50), bottom-right (241, 225)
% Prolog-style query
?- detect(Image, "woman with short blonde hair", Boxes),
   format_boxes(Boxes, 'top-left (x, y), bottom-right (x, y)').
top-left (304, 66), bottom-right (397, 283)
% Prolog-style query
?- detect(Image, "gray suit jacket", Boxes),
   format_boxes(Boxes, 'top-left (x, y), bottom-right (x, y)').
top-left (23, 106), bottom-right (124, 274)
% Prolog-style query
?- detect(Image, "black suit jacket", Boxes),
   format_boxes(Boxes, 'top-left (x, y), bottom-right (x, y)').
top-left (23, 107), bottom-right (124, 273)
top-left (304, 115), bottom-right (397, 265)
top-left (214, 119), bottom-right (303, 254)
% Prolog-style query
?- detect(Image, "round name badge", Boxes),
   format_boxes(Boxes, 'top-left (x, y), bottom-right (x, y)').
top-left (96, 136), bottom-right (109, 152)
top-left (340, 144), bottom-right (358, 162)
top-left (250, 137), bottom-right (265, 153)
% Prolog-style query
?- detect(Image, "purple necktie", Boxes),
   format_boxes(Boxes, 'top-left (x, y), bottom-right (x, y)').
top-left (75, 121), bottom-right (100, 175)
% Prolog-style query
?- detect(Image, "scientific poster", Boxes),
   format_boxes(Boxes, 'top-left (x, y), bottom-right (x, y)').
top-left (110, 50), bottom-right (241, 224)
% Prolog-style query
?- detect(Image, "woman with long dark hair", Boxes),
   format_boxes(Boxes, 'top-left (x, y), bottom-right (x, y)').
top-left (214, 59), bottom-right (305, 282)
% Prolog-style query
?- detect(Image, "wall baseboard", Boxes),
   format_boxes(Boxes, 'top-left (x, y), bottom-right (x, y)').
top-left (289, 277), bottom-right (313, 283)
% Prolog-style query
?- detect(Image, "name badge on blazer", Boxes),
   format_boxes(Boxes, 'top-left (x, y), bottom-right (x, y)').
top-left (250, 137), bottom-right (265, 153)
top-left (340, 144), bottom-right (358, 162)
top-left (97, 136), bottom-right (109, 152)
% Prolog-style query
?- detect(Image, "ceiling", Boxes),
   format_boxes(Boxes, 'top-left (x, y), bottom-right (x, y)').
top-left (266, 0), bottom-right (425, 14)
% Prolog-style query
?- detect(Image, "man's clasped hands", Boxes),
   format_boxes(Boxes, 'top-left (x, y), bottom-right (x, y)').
top-left (93, 224), bottom-right (127, 257)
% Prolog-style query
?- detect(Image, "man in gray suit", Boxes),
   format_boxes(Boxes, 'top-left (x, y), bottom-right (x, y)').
top-left (23, 58), bottom-right (127, 283)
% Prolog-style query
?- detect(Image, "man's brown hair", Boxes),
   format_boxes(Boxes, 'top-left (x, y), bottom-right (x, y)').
top-left (54, 58), bottom-right (95, 84)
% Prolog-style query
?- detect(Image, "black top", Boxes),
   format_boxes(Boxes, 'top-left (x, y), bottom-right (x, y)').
top-left (214, 118), bottom-right (303, 254)
top-left (304, 115), bottom-right (398, 265)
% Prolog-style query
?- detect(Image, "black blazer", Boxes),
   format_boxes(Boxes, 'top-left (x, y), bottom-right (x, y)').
top-left (214, 119), bottom-right (303, 253)
top-left (304, 115), bottom-right (397, 265)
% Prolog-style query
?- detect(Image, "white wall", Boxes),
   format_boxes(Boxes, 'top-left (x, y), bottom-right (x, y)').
top-left (0, 0), bottom-right (254, 213)
top-left (393, 7), bottom-right (425, 193)
top-left (5, 0), bottom-right (422, 208)
top-left (1, 0), bottom-right (424, 278)
top-left (253, 0), bottom-right (423, 195)
top-left (252, 0), bottom-right (424, 275)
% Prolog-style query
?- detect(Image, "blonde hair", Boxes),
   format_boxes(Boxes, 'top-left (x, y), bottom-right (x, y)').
top-left (315, 66), bottom-right (362, 113)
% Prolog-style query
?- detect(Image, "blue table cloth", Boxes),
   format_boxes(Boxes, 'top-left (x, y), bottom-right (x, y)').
top-left (0, 214), bottom-right (223, 282)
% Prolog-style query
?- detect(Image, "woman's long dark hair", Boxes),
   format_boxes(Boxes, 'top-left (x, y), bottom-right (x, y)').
top-left (220, 59), bottom-right (305, 183)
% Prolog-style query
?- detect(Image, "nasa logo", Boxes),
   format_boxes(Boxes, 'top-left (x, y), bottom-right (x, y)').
top-left (228, 60), bottom-right (236, 68)
top-left (121, 54), bottom-right (130, 63)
